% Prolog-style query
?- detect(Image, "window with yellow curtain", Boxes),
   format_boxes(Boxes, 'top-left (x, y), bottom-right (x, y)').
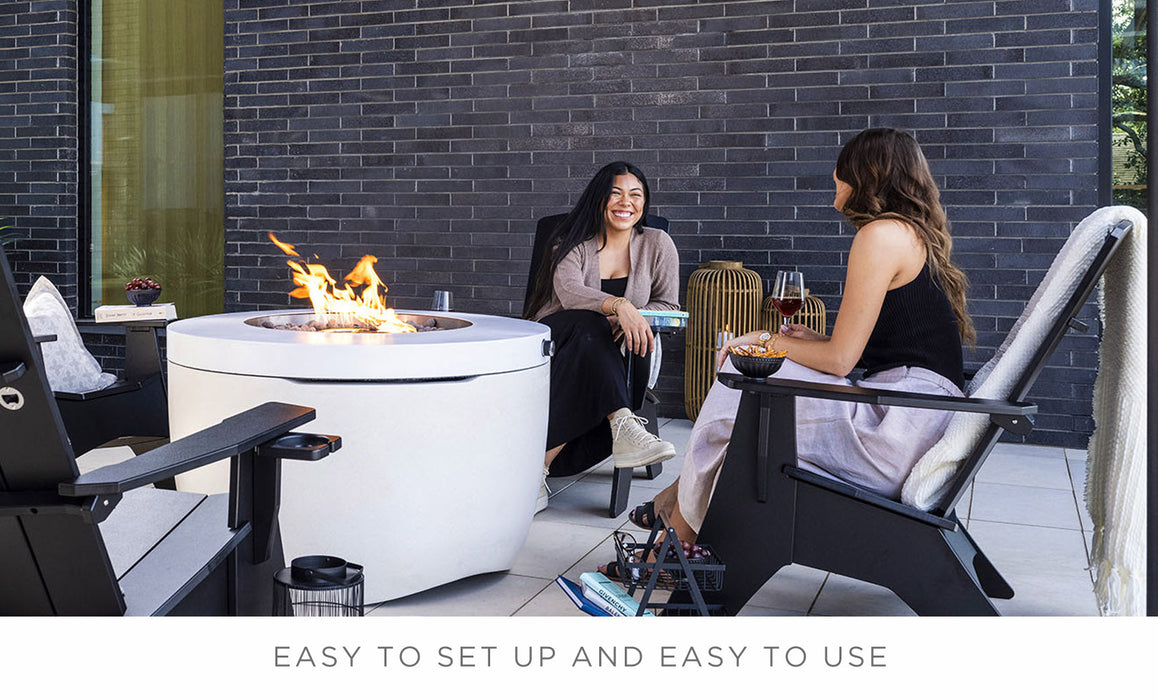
top-left (89, 0), bottom-right (224, 317)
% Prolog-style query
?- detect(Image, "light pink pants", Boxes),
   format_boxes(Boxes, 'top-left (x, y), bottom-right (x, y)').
top-left (663, 358), bottom-right (962, 533)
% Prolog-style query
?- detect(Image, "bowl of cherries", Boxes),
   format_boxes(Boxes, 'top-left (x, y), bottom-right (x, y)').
top-left (124, 277), bottom-right (162, 306)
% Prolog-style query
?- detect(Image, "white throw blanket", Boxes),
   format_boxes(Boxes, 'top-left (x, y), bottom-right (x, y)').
top-left (1085, 209), bottom-right (1147, 616)
top-left (899, 206), bottom-right (1147, 615)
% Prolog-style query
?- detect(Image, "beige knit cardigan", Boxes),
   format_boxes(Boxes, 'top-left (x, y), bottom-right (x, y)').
top-left (531, 226), bottom-right (681, 321)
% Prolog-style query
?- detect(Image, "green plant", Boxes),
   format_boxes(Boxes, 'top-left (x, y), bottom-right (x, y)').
top-left (0, 219), bottom-right (25, 248)
top-left (106, 229), bottom-right (224, 313)
top-left (1111, 0), bottom-right (1148, 213)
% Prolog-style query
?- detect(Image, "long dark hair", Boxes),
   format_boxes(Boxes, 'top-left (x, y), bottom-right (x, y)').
top-left (835, 127), bottom-right (975, 345)
top-left (523, 161), bottom-right (651, 319)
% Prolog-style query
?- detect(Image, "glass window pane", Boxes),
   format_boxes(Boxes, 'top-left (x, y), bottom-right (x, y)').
top-left (1111, 0), bottom-right (1148, 214)
top-left (89, 0), bottom-right (224, 317)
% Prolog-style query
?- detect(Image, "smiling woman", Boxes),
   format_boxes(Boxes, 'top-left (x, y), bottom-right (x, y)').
top-left (522, 162), bottom-right (681, 511)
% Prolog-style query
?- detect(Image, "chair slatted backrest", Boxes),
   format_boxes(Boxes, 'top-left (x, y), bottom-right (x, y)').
top-left (929, 220), bottom-right (1132, 518)
top-left (522, 213), bottom-right (671, 318)
top-left (0, 251), bottom-right (126, 614)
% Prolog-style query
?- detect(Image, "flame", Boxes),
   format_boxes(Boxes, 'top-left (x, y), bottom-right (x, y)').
top-left (269, 233), bottom-right (416, 333)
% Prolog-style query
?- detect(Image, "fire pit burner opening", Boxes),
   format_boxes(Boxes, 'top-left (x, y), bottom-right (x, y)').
top-left (245, 311), bottom-right (473, 333)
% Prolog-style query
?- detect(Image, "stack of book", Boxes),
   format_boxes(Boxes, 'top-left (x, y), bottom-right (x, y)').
top-left (554, 573), bottom-right (655, 617)
top-left (94, 303), bottom-right (177, 323)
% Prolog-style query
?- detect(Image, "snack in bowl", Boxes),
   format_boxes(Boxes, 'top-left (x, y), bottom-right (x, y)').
top-left (728, 344), bottom-right (787, 378)
top-left (124, 277), bottom-right (162, 306)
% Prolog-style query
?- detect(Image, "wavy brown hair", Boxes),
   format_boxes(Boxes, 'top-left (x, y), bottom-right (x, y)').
top-left (835, 127), bottom-right (975, 345)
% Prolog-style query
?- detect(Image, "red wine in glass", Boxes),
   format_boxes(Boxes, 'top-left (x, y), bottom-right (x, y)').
top-left (772, 296), bottom-right (803, 317)
top-left (771, 271), bottom-right (805, 322)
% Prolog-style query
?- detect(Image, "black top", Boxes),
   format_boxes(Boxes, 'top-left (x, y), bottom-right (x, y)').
top-left (860, 265), bottom-right (965, 390)
top-left (601, 276), bottom-right (628, 297)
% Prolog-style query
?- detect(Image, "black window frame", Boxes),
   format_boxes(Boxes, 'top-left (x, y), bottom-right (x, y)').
top-left (1099, 0), bottom-right (1114, 207)
top-left (77, 6), bottom-right (93, 315)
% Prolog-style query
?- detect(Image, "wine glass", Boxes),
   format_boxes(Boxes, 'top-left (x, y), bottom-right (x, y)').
top-left (770, 271), bottom-right (804, 324)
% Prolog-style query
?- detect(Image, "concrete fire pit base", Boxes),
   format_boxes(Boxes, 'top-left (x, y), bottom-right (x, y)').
top-left (166, 310), bottom-right (550, 604)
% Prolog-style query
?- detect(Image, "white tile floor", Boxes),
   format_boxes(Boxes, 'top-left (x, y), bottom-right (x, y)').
top-left (367, 418), bottom-right (1102, 617)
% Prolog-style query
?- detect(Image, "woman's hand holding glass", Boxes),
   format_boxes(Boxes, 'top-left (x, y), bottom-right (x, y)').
top-left (615, 301), bottom-right (655, 357)
top-left (780, 322), bottom-right (825, 342)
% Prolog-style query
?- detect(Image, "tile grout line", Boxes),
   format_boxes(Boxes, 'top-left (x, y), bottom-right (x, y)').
top-left (805, 573), bottom-right (829, 616)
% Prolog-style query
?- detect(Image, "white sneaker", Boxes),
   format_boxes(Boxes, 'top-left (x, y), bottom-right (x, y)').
top-left (535, 466), bottom-right (550, 514)
top-left (609, 408), bottom-right (676, 469)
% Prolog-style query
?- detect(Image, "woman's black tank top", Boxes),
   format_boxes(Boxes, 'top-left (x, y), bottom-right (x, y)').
top-left (601, 277), bottom-right (628, 297)
top-left (860, 265), bottom-right (965, 389)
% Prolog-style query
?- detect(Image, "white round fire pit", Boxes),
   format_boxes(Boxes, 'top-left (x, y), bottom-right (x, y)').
top-left (167, 309), bottom-right (551, 603)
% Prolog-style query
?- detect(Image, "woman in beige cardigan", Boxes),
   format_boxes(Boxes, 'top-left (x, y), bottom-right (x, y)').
top-left (524, 161), bottom-right (681, 511)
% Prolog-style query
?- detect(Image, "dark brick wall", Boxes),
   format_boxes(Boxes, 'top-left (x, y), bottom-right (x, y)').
top-left (0, 0), bottom-right (79, 303)
top-left (2, 1), bottom-right (1107, 447)
top-left (224, 0), bottom-right (1103, 446)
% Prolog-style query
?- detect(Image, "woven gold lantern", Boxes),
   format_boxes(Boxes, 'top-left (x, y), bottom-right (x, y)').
top-left (684, 261), bottom-right (763, 420)
top-left (761, 289), bottom-right (827, 337)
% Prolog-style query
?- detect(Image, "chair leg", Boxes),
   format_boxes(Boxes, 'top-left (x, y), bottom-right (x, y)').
top-left (671, 392), bottom-right (798, 614)
top-left (608, 466), bottom-right (632, 518)
top-left (639, 390), bottom-right (663, 481)
top-left (792, 488), bottom-right (1004, 616)
top-left (878, 526), bottom-right (1003, 615)
top-left (955, 517), bottom-right (1014, 599)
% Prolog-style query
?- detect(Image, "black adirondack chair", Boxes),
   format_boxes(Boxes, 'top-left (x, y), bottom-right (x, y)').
top-left (1, 249), bottom-right (341, 615)
top-left (525, 212), bottom-right (672, 517)
top-left (677, 217), bottom-right (1132, 615)
top-left (54, 319), bottom-right (170, 458)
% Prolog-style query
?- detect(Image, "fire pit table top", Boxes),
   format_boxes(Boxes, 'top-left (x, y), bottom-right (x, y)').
top-left (167, 310), bottom-right (551, 381)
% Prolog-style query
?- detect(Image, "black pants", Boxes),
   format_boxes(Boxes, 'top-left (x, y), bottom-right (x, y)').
top-left (541, 309), bottom-right (649, 477)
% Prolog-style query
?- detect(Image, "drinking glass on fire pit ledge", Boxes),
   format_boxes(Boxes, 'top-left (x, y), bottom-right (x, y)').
top-left (431, 290), bottom-right (454, 312)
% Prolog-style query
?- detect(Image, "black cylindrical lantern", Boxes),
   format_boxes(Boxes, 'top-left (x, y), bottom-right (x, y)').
top-left (273, 555), bottom-right (365, 617)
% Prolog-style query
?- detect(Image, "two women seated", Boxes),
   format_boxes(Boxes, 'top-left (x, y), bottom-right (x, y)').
top-left (529, 128), bottom-right (971, 549)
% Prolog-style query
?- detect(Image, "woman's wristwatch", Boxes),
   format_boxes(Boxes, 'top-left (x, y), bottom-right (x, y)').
top-left (759, 331), bottom-right (778, 352)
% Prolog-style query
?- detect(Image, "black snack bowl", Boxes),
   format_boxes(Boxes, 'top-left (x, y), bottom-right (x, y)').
top-left (728, 348), bottom-right (786, 378)
top-left (125, 287), bottom-right (161, 306)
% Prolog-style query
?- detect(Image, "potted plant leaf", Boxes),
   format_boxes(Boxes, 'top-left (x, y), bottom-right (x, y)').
top-left (1, 220), bottom-right (26, 248)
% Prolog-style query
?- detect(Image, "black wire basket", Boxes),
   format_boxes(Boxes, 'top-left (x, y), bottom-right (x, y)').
top-left (612, 531), bottom-right (725, 593)
top-left (273, 555), bottom-right (365, 617)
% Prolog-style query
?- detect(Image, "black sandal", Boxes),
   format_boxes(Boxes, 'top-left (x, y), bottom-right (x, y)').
top-left (598, 558), bottom-right (676, 586)
top-left (628, 501), bottom-right (659, 530)
top-left (598, 560), bottom-right (631, 580)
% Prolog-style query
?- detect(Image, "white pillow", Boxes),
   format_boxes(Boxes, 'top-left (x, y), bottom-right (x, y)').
top-left (22, 276), bottom-right (116, 394)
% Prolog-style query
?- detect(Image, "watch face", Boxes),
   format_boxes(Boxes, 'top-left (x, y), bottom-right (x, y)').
top-left (759, 332), bottom-right (771, 343)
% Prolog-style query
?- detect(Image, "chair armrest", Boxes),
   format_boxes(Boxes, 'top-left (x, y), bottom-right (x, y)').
top-left (718, 373), bottom-right (1036, 417)
top-left (60, 402), bottom-right (317, 497)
